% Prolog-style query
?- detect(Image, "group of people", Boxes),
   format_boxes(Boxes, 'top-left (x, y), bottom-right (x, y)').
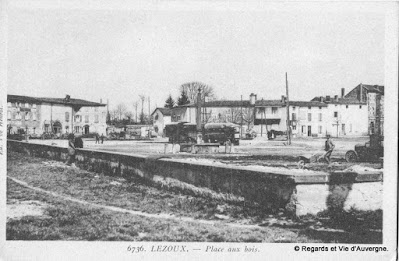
top-left (95, 133), bottom-right (105, 144)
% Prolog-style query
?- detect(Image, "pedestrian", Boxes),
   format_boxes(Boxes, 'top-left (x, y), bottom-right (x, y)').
top-left (95, 133), bottom-right (100, 144)
top-left (75, 134), bottom-right (84, 148)
top-left (323, 134), bottom-right (335, 164)
top-left (100, 133), bottom-right (104, 144)
top-left (66, 134), bottom-right (76, 166)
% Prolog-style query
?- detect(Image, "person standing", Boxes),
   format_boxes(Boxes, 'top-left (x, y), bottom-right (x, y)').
top-left (75, 134), bottom-right (84, 149)
top-left (95, 133), bottom-right (100, 144)
top-left (100, 133), bottom-right (104, 144)
top-left (324, 134), bottom-right (335, 164)
top-left (66, 134), bottom-right (76, 166)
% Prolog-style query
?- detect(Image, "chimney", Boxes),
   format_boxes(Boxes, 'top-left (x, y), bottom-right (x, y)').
top-left (281, 95), bottom-right (285, 103)
top-left (326, 95), bottom-right (331, 102)
top-left (249, 93), bottom-right (257, 105)
top-left (341, 88), bottom-right (345, 98)
top-left (65, 95), bottom-right (71, 102)
top-left (320, 96), bottom-right (324, 102)
top-left (334, 95), bottom-right (339, 102)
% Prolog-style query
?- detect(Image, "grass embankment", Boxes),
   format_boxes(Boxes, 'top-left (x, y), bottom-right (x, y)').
top-left (7, 151), bottom-right (382, 242)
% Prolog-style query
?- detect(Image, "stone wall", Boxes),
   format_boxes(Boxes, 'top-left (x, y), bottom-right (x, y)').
top-left (7, 140), bottom-right (383, 216)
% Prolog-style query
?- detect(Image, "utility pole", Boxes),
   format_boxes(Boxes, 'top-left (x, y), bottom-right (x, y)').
top-left (196, 87), bottom-right (202, 143)
top-left (286, 72), bottom-right (291, 145)
top-left (240, 95), bottom-right (243, 138)
top-left (135, 101), bottom-right (138, 123)
top-left (148, 96), bottom-right (151, 138)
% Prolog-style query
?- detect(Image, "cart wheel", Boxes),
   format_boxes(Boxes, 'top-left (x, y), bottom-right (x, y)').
top-left (297, 160), bottom-right (305, 169)
top-left (345, 150), bottom-right (358, 163)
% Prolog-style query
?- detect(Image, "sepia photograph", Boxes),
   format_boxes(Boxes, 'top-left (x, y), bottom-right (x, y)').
top-left (1, 0), bottom-right (397, 260)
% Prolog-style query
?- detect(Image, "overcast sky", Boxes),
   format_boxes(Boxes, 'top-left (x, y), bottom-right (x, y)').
top-left (7, 1), bottom-right (387, 113)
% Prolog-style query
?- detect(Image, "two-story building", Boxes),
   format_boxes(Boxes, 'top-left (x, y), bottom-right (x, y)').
top-left (7, 94), bottom-right (107, 136)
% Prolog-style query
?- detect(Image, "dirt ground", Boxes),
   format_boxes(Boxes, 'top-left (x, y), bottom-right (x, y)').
top-left (28, 136), bottom-right (380, 173)
top-left (6, 151), bottom-right (382, 243)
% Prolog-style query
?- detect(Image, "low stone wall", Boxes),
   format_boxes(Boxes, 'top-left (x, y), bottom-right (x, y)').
top-left (7, 140), bottom-right (383, 216)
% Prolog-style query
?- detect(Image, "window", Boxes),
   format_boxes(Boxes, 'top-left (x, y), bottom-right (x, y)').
top-left (33, 127), bottom-right (36, 134)
top-left (319, 106), bottom-right (322, 110)
top-left (21, 103), bottom-right (25, 108)
top-left (16, 112), bottom-right (21, 120)
top-left (292, 125), bottom-right (296, 130)
top-left (85, 115), bottom-right (89, 123)
top-left (291, 113), bottom-right (296, 121)
top-left (12, 112), bottom-right (16, 120)
top-left (11, 102), bottom-right (16, 107)
top-left (318, 126), bottom-right (322, 134)
top-left (25, 103), bottom-right (29, 108)
top-left (271, 107), bottom-right (278, 114)
top-left (65, 126), bottom-right (69, 133)
top-left (32, 112), bottom-right (37, 121)
top-left (359, 105), bottom-right (362, 109)
top-left (74, 126), bottom-right (80, 133)
top-left (307, 113), bottom-right (312, 121)
top-left (65, 112), bottom-right (70, 122)
top-left (334, 111), bottom-right (338, 118)
top-left (24, 112), bottom-right (29, 120)
top-left (95, 115), bottom-right (99, 123)
top-left (32, 104), bottom-right (36, 109)
top-left (302, 125), bottom-right (306, 134)
top-left (292, 107), bottom-right (296, 110)
top-left (155, 114), bottom-right (159, 120)
top-left (346, 105), bottom-right (349, 109)
top-left (318, 113), bottom-right (322, 122)
top-left (308, 106), bottom-right (311, 109)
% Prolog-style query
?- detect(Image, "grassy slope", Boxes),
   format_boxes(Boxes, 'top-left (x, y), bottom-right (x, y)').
top-left (6, 152), bottom-right (382, 242)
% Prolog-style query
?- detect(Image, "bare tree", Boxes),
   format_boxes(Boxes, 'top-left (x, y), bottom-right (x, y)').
top-left (124, 111), bottom-right (133, 123)
top-left (242, 107), bottom-right (255, 129)
top-left (139, 95), bottom-right (145, 117)
top-left (179, 82), bottom-right (216, 104)
top-left (116, 103), bottom-right (127, 121)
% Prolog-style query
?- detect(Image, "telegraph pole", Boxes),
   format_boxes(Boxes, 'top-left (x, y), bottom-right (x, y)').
top-left (196, 87), bottom-right (202, 143)
top-left (286, 72), bottom-right (291, 145)
top-left (240, 95), bottom-right (243, 138)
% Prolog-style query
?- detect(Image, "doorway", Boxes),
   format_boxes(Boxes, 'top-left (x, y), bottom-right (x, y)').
top-left (84, 125), bottom-right (90, 134)
top-left (52, 121), bottom-right (62, 134)
top-left (307, 125), bottom-right (312, 136)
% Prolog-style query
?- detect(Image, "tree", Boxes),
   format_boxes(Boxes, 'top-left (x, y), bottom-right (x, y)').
top-left (242, 107), bottom-right (255, 129)
top-left (179, 82), bottom-right (216, 104)
top-left (124, 111), bottom-right (134, 124)
top-left (164, 95), bottom-right (175, 109)
top-left (177, 90), bottom-right (190, 106)
top-left (116, 103), bottom-right (127, 121)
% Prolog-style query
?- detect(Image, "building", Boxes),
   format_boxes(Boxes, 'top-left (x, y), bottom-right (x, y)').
top-left (151, 108), bottom-right (173, 136)
top-left (311, 94), bottom-right (368, 137)
top-left (155, 94), bottom-right (327, 137)
top-left (152, 83), bottom-right (383, 138)
top-left (7, 94), bottom-right (107, 136)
